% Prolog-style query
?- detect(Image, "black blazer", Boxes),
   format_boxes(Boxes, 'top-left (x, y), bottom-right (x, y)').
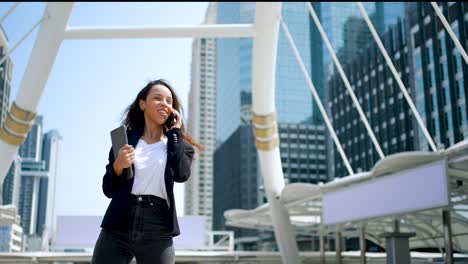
top-left (100, 127), bottom-right (194, 237)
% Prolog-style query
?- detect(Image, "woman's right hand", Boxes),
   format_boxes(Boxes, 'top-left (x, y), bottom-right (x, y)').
top-left (113, 144), bottom-right (135, 176)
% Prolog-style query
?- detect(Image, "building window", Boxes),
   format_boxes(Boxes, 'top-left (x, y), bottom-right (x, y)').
top-left (414, 50), bottom-right (422, 71)
top-left (439, 33), bottom-right (447, 57)
top-left (426, 42), bottom-right (434, 65)
top-left (441, 61), bottom-right (449, 81)
top-left (428, 69), bottom-right (435, 88)
top-left (454, 51), bottom-right (463, 74)
top-left (443, 86), bottom-right (451, 106)
top-left (415, 74), bottom-right (424, 97)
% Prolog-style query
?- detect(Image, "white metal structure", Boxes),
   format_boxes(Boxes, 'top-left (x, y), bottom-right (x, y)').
top-left (225, 2), bottom-right (468, 264)
top-left (225, 140), bottom-right (468, 251)
top-left (0, 2), bottom-right (299, 263)
top-left (1, 2), bottom-right (468, 263)
top-left (208, 231), bottom-right (234, 252)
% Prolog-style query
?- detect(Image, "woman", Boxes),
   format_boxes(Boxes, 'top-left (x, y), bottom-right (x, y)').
top-left (92, 79), bottom-right (202, 264)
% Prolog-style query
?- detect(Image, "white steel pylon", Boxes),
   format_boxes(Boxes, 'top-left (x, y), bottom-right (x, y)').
top-left (252, 3), bottom-right (301, 263)
top-left (0, 2), bottom-right (74, 188)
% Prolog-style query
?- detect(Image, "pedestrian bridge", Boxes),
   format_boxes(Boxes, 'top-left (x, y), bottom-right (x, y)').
top-left (1, 2), bottom-right (468, 264)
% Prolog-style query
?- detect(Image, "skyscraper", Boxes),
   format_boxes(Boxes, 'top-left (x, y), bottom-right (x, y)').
top-left (17, 116), bottom-right (61, 250)
top-left (37, 130), bottom-right (61, 244)
top-left (216, 2), bottom-right (314, 144)
top-left (317, 2), bottom-right (406, 178)
top-left (185, 2), bottom-right (217, 231)
top-left (213, 122), bottom-right (327, 248)
top-left (311, 2), bottom-right (405, 123)
top-left (0, 25), bottom-right (13, 127)
top-left (2, 156), bottom-right (21, 207)
top-left (407, 2), bottom-right (468, 148)
top-left (18, 116), bottom-right (45, 235)
top-left (329, 19), bottom-right (413, 178)
top-left (0, 205), bottom-right (22, 252)
top-left (329, 2), bottom-right (468, 177)
top-left (0, 25), bottom-right (17, 207)
top-left (317, 2), bottom-right (377, 80)
top-left (19, 116), bottom-right (43, 161)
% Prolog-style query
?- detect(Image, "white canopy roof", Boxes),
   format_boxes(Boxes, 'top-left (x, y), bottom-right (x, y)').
top-left (225, 140), bottom-right (468, 252)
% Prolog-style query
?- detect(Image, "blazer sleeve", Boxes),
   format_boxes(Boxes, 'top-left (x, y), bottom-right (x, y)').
top-left (166, 128), bottom-right (195, 183)
top-left (102, 147), bottom-right (127, 198)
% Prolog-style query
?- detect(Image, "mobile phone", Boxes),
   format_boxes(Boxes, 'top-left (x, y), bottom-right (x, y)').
top-left (165, 113), bottom-right (175, 128)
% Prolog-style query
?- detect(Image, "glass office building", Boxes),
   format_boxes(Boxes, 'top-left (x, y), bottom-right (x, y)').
top-left (329, 19), bottom-right (413, 177)
top-left (213, 123), bottom-right (327, 249)
top-left (311, 2), bottom-right (404, 123)
top-left (329, 2), bottom-right (468, 177)
top-left (216, 2), bottom-right (313, 144)
top-left (0, 25), bottom-right (12, 127)
top-left (408, 2), bottom-right (468, 150)
top-left (185, 2), bottom-right (217, 231)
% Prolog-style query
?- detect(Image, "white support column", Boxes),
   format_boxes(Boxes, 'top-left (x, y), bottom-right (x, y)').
top-left (360, 223), bottom-right (367, 264)
top-left (252, 3), bottom-right (300, 264)
top-left (319, 230), bottom-right (326, 264)
top-left (443, 210), bottom-right (454, 264)
top-left (335, 231), bottom-right (342, 264)
top-left (0, 3), bottom-right (74, 186)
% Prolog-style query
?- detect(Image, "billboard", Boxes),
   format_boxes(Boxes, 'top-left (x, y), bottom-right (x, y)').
top-left (54, 215), bottom-right (206, 251)
top-left (322, 159), bottom-right (449, 225)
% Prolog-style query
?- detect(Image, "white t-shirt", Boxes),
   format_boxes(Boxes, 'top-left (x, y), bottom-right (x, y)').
top-left (131, 137), bottom-right (168, 204)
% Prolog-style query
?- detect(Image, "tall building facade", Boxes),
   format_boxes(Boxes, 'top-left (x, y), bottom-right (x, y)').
top-left (216, 2), bottom-right (314, 144)
top-left (0, 205), bottom-right (22, 252)
top-left (17, 116), bottom-right (61, 247)
top-left (310, 2), bottom-right (404, 123)
top-left (329, 2), bottom-right (468, 178)
top-left (213, 123), bottom-right (327, 248)
top-left (0, 25), bottom-right (17, 207)
top-left (329, 19), bottom-right (413, 177)
top-left (0, 25), bottom-right (13, 127)
top-left (2, 156), bottom-right (21, 207)
top-left (37, 130), bottom-right (61, 246)
top-left (19, 116), bottom-right (43, 161)
top-left (184, 2), bottom-right (217, 231)
top-left (408, 2), bottom-right (468, 150)
top-left (18, 116), bottom-right (45, 235)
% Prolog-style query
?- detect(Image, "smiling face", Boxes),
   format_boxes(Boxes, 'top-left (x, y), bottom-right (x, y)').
top-left (139, 84), bottom-right (173, 126)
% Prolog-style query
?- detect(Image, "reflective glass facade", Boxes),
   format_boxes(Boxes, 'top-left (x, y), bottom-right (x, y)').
top-left (330, 2), bottom-right (468, 177)
top-left (216, 3), bottom-right (313, 144)
top-left (409, 2), bottom-right (468, 149)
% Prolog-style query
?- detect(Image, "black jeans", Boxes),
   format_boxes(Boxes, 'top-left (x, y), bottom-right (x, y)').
top-left (92, 195), bottom-right (174, 264)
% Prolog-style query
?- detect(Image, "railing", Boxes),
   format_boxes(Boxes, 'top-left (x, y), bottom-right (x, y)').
top-left (1, 251), bottom-right (467, 264)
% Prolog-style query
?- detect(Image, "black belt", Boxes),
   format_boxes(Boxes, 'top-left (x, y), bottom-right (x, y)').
top-left (129, 194), bottom-right (168, 209)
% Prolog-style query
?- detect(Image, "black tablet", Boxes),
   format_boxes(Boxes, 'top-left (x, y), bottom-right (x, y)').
top-left (110, 125), bottom-right (134, 179)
